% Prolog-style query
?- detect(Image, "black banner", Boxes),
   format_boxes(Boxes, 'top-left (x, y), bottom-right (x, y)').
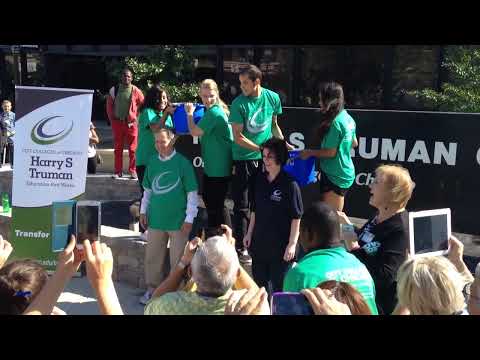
top-left (175, 108), bottom-right (480, 235)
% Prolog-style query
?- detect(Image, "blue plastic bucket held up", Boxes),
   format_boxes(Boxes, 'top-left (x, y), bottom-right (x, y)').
top-left (283, 150), bottom-right (316, 186)
top-left (172, 103), bottom-right (205, 134)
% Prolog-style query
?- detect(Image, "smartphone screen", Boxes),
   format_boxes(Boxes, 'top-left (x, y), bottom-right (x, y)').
top-left (76, 203), bottom-right (100, 246)
top-left (271, 292), bottom-right (314, 315)
top-left (52, 201), bottom-right (75, 252)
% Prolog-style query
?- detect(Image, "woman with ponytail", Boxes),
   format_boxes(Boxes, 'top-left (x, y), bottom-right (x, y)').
top-left (185, 80), bottom-right (234, 228)
top-left (0, 259), bottom-right (48, 315)
top-left (300, 82), bottom-right (358, 211)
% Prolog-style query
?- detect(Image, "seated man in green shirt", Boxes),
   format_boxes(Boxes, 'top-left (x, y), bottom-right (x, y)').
top-left (283, 202), bottom-right (379, 315)
top-left (145, 225), bottom-right (267, 315)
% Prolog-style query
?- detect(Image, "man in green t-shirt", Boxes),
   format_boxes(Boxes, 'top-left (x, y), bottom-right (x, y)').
top-left (283, 202), bottom-right (379, 315)
top-left (228, 64), bottom-right (290, 259)
top-left (138, 127), bottom-right (199, 305)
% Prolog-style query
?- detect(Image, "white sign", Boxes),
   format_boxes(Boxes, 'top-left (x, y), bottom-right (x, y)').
top-left (12, 90), bottom-right (92, 207)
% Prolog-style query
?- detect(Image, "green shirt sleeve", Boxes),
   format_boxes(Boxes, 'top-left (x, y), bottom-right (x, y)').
top-left (182, 157), bottom-right (198, 193)
top-left (142, 165), bottom-right (152, 190)
top-left (274, 93), bottom-right (282, 116)
top-left (165, 114), bottom-right (173, 128)
top-left (321, 120), bottom-right (342, 149)
top-left (197, 111), bottom-right (216, 135)
top-left (142, 109), bottom-right (160, 129)
top-left (228, 99), bottom-right (244, 125)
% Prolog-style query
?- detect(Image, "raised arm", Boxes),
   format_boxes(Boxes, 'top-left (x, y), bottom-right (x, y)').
top-left (151, 237), bottom-right (201, 298)
top-left (232, 123), bottom-right (262, 153)
top-left (84, 240), bottom-right (123, 315)
top-left (185, 103), bottom-right (204, 137)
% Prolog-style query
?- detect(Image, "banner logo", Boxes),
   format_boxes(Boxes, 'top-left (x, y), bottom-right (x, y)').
top-left (31, 116), bottom-right (74, 145)
top-left (152, 171), bottom-right (180, 195)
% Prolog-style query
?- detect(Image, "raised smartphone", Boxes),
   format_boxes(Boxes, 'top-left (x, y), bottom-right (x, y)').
top-left (75, 200), bottom-right (101, 249)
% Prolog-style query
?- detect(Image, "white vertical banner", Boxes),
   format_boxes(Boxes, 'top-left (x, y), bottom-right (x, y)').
top-left (11, 86), bottom-right (93, 269)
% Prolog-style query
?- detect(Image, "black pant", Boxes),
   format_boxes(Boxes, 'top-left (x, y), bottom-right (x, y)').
top-left (7, 143), bottom-right (13, 166)
top-left (136, 165), bottom-right (147, 233)
top-left (231, 160), bottom-right (261, 250)
top-left (0, 131), bottom-right (7, 166)
top-left (251, 256), bottom-right (289, 296)
top-left (87, 156), bottom-right (97, 174)
top-left (136, 165), bottom-right (147, 197)
top-left (190, 206), bottom-right (208, 239)
top-left (203, 174), bottom-right (232, 228)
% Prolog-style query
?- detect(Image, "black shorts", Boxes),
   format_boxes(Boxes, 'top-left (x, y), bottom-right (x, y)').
top-left (319, 172), bottom-right (349, 197)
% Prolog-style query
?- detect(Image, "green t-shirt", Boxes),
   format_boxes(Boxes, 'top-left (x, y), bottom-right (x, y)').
top-left (197, 104), bottom-right (233, 177)
top-left (136, 108), bottom-right (173, 166)
top-left (144, 290), bottom-right (243, 315)
top-left (229, 87), bottom-right (282, 161)
top-left (319, 109), bottom-right (356, 188)
top-left (114, 84), bottom-right (132, 120)
top-left (142, 152), bottom-right (198, 231)
top-left (283, 247), bottom-right (378, 315)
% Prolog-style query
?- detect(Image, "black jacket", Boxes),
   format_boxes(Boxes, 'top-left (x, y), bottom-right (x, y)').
top-left (351, 211), bottom-right (409, 315)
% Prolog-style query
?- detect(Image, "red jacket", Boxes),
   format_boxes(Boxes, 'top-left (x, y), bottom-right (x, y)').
top-left (106, 85), bottom-right (144, 124)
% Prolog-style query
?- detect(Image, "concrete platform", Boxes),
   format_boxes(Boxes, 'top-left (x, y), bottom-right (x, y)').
top-left (56, 277), bottom-right (144, 315)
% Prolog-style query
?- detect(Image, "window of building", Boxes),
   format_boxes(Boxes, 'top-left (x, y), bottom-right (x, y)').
top-left (391, 45), bottom-right (441, 110)
top-left (221, 46), bottom-right (255, 104)
top-left (189, 45), bottom-right (218, 82)
top-left (297, 46), bottom-right (386, 109)
top-left (258, 47), bottom-right (294, 106)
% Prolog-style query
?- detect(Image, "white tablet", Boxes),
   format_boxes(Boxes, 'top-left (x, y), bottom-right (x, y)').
top-left (408, 208), bottom-right (451, 257)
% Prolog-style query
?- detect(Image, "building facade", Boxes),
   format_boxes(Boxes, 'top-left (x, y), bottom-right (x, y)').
top-left (0, 45), bottom-right (446, 112)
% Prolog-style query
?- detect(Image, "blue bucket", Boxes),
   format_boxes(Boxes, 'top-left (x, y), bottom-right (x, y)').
top-left (283, 150), bottom-right (316, 186)
top-left (172, 104), bottom-right (205, 134)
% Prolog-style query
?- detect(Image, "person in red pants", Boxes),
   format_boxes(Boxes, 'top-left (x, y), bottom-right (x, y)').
top-left (106, 68), bottom-right (145, 179)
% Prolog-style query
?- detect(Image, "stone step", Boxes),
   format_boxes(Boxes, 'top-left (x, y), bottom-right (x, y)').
top-left (96, 149), bottom-right (131, 174)
top-left (100, 225), bottom-right (146, 289)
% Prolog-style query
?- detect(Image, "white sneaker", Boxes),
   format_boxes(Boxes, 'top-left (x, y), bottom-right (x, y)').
top-left (238, 249), bottom-right (252, 265)
top-left (140, 230), bottom-right (148, 241)
top-left (139, 289), bottom-right (153, 305)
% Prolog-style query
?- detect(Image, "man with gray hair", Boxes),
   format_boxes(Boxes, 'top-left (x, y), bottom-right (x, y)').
top-left (144, 225), bottom-right (265, 315)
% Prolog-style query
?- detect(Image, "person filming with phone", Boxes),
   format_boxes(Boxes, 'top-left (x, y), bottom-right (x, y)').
top-left (144, 225), bottom-right (266, 315)
top-left (283, 201), bottom-right (378, 315)
top-left (337, 164), bottom-right (414, 315)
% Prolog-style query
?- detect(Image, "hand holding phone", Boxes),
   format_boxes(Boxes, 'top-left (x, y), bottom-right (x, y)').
top-left (301, 288), bottom-right (351, 315)
top-left (271, 292), bottom-right (314, 315)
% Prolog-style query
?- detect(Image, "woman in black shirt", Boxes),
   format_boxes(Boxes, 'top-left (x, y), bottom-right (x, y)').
top-left (337, 164), bottom-right (415, 314)
top-left (243, 138), bottom-right (304, 295)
